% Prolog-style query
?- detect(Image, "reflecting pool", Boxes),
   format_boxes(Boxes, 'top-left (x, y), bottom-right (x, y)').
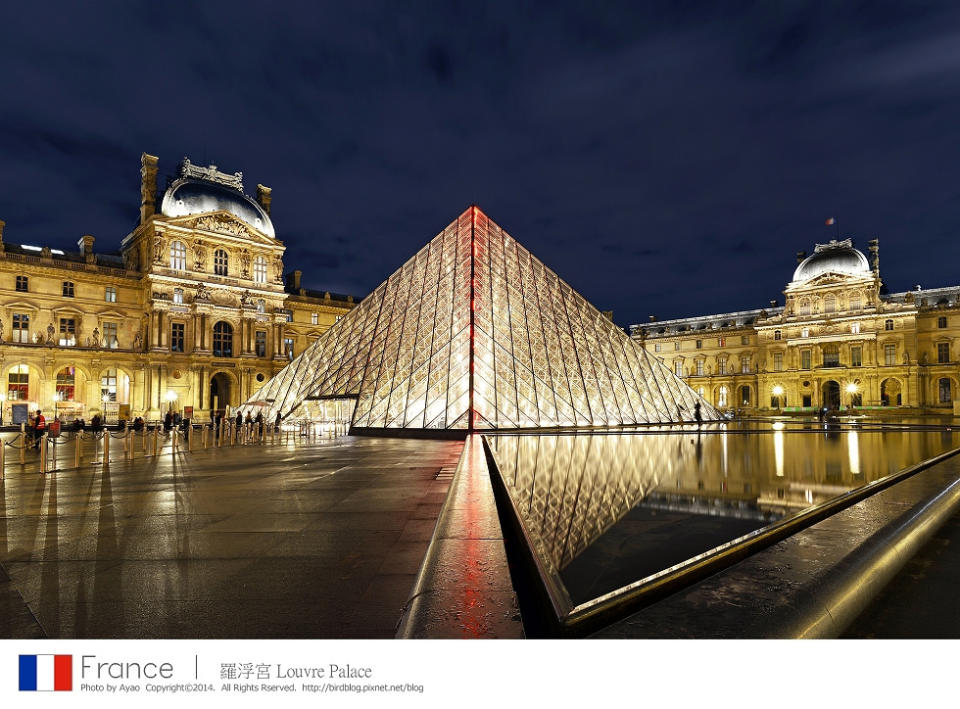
top-left (487, 422), bottom-right (960, 611)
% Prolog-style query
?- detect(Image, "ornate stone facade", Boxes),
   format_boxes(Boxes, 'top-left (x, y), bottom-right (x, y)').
top-left (633, 238), bottom-right (960, 413)
top-left (0, 154), bottom-right (355, 422)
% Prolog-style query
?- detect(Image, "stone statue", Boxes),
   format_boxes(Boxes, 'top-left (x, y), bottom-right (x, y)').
top-left (273, 254), bottom-right (283, 282)
top-left (46, 322), bottom-right (55, 344)
top-left (195, 283), bottom-right (210, 301)
top-left (92, 327), bottom-right (101, 348)
top-left (239, 249), bottom-right (251, 278)
top-left (133, 327), bottom-right (143, 351)
top-left (240, 289), bottom-right (252, 307)
top-left (0, 318), bottom-right (4, 343)
top-left (193, 241), bottom-right (206, 271)
top-left (154, 238), bottom-right (163, 264)
top-left (903, 351), bottom-right (910, 364)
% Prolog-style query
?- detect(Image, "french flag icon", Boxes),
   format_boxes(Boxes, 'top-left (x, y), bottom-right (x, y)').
top-left (19, 654), bottom-right (72, 691)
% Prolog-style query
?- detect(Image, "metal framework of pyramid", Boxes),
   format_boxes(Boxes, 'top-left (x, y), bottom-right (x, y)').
top-left (242, 206), bottom-right (717, 431)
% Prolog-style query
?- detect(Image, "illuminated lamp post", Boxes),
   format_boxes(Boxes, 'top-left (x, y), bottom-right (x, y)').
top-left (102, 393), bottom-right (111, 424)
top-left (772, 385), bottom-right (785, 410)
top-left (53, 391), bottom-right (62, 422)
top-left (1, 391), bottom-right (7, 426)
top-left (165, 390), bottom-right (177, 413)
top-left (845, 382), bottom-right (859, 411)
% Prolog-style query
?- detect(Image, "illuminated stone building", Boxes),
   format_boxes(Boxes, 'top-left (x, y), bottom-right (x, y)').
top-left (0, 154), bottom-right (354, 422)
top-left (633, 238), bottom-right (960, 413)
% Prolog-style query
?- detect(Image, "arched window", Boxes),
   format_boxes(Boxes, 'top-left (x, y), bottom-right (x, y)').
top-left (214, 249), bottom-right (229, 276)
top-left (253, 256), bottom-right (267, 284)
top-left (56, 367), bottom-right (75, 401)
top-left (885, 319), bottom-right (894, 331)
top-left (799, 299), bottom-right (810, 316)
top-left (718, 385), bottom-right (728, 407)
top-left (849, 292), bottom-right (861, 310)
top-left (170, 241), bottom-right (187, 271)
top-left (101, 369), bottom-right (117, 402)
top-left (213, 321), bottom-right (233, 357)
top-left (939, 377), bottom-right (952, 404)
top-left (824, 295), bottom-right (836, 313)
top-left (7, 364), bottom-right (29, 400)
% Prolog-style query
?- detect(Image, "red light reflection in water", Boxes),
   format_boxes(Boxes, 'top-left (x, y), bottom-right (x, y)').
top-left (459, 435), bottom-right (485, 637)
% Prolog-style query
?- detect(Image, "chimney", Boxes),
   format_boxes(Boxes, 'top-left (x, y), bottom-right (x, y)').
top-left (78, 234), bottom-right (96, 263)
top-left (286, 270), bottom-right (302, 290)
top-left (648, 315), bottom-right (657, 322)
top-left (140, 153), bottom-right (159, 224)
top-left (256, 184), bottom-right (273, 215)
top-left (796, 250), bottom-right (807, 264)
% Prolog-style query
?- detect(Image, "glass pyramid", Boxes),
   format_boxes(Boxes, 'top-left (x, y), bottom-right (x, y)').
top-left (243, 206), bottom-right (717, 431)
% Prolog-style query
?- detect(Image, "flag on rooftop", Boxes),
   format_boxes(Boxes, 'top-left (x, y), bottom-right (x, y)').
top-left (825, 217), bottom-right (836, 225)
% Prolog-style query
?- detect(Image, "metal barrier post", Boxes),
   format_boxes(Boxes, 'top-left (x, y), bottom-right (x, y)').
top-left (75, 434), bottom-right (81, 468)
top-left (188, 424), bottom-right (194, 452)
top-left (153, 427), bottom-right (159, 456)
top-left (142, 427), bottom-right (148, 454)
top-left (172, 427), bottom-right (178, 454)
top-left (103, 430), bottom-right (110, 467)
top-left (39, 433), bottom-right (47, 473)
top-left (0, 440), bottom-right (4, 479)
top-left (51, 434), bottom-right (57, 471)
top-left (20, 423), bottom-right (25, 465)
top-left (202, 424), bottom-right (208, 449)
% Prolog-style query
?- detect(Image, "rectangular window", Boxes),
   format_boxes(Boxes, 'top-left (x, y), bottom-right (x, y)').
top-left (824, 349), bottom-right (840, 367)
top-left (654, 343), bottom-right (661, 352)
top-left (717, 359), bottom-right (726, 374)
top-left (718, 337), bottom-right (726, 347)
top-left (105, 286), bottom-right (117, 303)
top-left (284, 310), bottom-right (293, 323)
top-left (173, 288), bottom-right (183, 305)
top-left (256, 330), bottom-right (266, 357)
top-left (801, 350), bottom-right (811, 370)
top-left (58, 318), bottom-right (76, 346)
top-left (938, 342), bottom-right (950, 364)
top-left (774, 352), bottom-right (783, 372)
top-left (675, 361), bottom-right (683, 377)
top-left (696, 360), bottom-right (704, 376)
top-left (8, 366), bottom-right (28, 400)
top-left (15, 276), bottom-right (28, 292)
top-left (774, 330), bottom-right (782, 341)
top-left (885, 344), bottom-right (896, 365)
top-left (170, 322), bottom-right (185, 352)
top-left (11, 313), bottom-right (29, 343)
top-left (741, 358), bottom-right (750, 374)
top-left (103, 321), bottom-right (118, 349)
top-left (741, 335), bottom-right (750, 345)
top-left (674, 341), bottom-right (680, 351)
top-left (851, 346), bottom-right (862, 367)
top-left (851, 322), bottom-right (860, 334)
top-left (695, 340), bottom-right (702, 349)
top-left (62, 281), bottom-right (74, 298)
top-left (284, 337), bottom-right (295, 360)
top-left (939, 316), bottom-right (948, 328)
top-left (801, 328), bottom-right (810, 338)
top-left (311, 312), bottom-right (319, 325)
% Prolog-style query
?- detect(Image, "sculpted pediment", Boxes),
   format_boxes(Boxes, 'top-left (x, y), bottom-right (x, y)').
top-left (168, 211), bottom-right (277, 245)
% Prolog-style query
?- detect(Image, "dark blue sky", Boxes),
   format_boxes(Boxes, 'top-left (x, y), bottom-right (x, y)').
top-left (2, 1), bottom-right (960, 325)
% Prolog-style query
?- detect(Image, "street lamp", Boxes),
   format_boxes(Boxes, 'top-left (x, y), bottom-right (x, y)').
top-left (165, 390), bottom-right (177, 413)
top-left (53, 391), bottom-right (62, 422)
top-left (772, 385), bottom-right (784, 409)
top-left (102, 393), bottom-right (110, 424)
top-left (846, 382), bottom-right (859, 410)
top-left (0, 391), bottom-right (6, 426)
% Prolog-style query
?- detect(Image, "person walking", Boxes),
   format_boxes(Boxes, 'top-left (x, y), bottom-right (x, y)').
top-left (274, 411), bottom-right (282, 432)
top-left (32, 409), bottom-right (46, 450)
top-left (694, 401), bottom-right (702, 427)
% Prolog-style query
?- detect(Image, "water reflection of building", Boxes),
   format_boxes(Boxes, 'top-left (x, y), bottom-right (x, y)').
top-left (633, 238), bottom-right (960, 413)
top-left (0, 154), bottom-right (355, 422)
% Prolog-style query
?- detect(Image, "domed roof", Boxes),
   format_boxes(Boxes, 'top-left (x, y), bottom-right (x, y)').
top-left (792, 239), bottom-right (871, 283)
top-left (159, 159), bottom-right (275, 238)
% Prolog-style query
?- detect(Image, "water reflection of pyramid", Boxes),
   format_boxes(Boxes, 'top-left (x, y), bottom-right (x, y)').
top-left (244, 206), bottom-right (717, 431)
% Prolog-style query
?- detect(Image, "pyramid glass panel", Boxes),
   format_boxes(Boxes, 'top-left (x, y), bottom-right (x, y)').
top-left (242, 206), bottom-right (717, 430)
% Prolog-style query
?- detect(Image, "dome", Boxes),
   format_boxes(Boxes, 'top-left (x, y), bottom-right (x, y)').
top-left (792, 239), bottom-right (871, 282)
top-left (160, 177), bottom-right (275, 238)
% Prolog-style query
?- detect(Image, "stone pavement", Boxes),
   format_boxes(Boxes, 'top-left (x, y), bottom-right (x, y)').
top-left (0, 435), bottom-right (463, 638)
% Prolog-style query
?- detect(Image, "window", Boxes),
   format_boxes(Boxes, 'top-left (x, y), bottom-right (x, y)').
top-left (173, 288), bottom-right (184, 305)
top-left (774, 330), bottom-right (782, 341)
top-left (7, 364), bottom-right (28, 400)
top-left (717, 359), bottom-right (726, 375)
top-left (939, 316), bottom-right (948, 328)
top-left (654, 343), bottom-right (661, 352)
top-left (105, 286), bottom-right (116, 303)
top-left (940, 378), bottom-right (953, 404)
top-left (101, 369), bottom-right (117, 402)
top-left (62, 281), bottom-right (74, 298)
top-left (674, 342), bottom-right (680, 351)
top-left (718, 337), bottom-right (726, 347)
top-left (311, 312), bottom-right (319, 325)
top-left (741, 335), bottom-right (750, 345)
top-left (15, 276), bottom-right (27, 292)
top-left (284, 310), bottom-right (293, 323)
top-left (170, 241), bottom-right (186, 271)
top-left (824, 295), bottom-right (836, 313)
top-left (256, 330), bottom-right (266, 357)
top-left (938, 342), bottom-right (950, 364)
top-left (695, 340), bottom-right (702, 349)
top-left (851, 346), bottom-right (862, 367)
top-left (284, 337), bottom-right (295, 360)
top-left (850, 293), bottom-right (861, 310)
top-left (851, 322), bottom-right (861, 334)
top-left (741, 357), bottom-right (750, 374)
top-left (800, 299), bottom-right (810, 316)
top-left (253, 256), bottom-right (267, 284)
top-left (55, 367), bottom-right (75, 401)
top-left (171, 322), bottom-right (185, 353)
top-left (885, 319), bottom-right (894, 331)
top-left (58, 318), bottom-right (76, 346)
top-left (675, 360), bottom-right (683, 377)
top-left (214, 249), bottom-right (228, 276)
top-left (103, 322), bottom-right (118, 349)
top-left (213, 321), bottom-right (233, 357)
top-left (718, 386), bottom-right (728, 408)
top-left (11, 313), bottom-right (29, 343)
top-left (801, 328), bottom-right (810, 338)
top-left (696, 360), bottom-right (704, 376)
top-left (801, 350), bottom-right (811, 370)
top-left (773, 352), bottom-right (783, 372)
top-left (256, 299), bottom-right (265, 314)
top-left (823, 347), bottom-right (839, 367)
top-left (885, 344), bottom-right (896, 365)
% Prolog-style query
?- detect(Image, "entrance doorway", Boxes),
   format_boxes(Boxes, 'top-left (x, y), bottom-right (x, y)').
top-left (210, 373), bottom-right (232, 417)
top-left (822, 380), bottom-right (841, 410)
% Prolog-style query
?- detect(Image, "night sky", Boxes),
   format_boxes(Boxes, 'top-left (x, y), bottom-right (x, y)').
top-left (2, 2), bottom-right (960, 326)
